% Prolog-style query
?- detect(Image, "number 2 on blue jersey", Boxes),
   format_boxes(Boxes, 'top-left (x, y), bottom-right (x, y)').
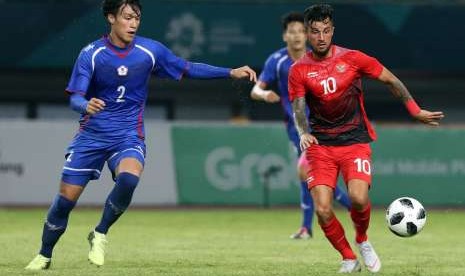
top-left (116, 85), bottom-right (126, 102)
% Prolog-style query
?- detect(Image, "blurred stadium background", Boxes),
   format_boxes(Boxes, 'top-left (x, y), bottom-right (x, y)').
top-left (1, 1), bottom-right (465, 275)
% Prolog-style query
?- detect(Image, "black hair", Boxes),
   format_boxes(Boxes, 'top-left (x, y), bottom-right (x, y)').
top-left (281, 12), bottom-right (304, 31)
top-left (303, 4), bottom-right (334, 27)
top-left (102, 0), bottom-right (142, 18)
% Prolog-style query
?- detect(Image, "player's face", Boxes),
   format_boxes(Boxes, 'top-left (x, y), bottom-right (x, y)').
top-left (283, 21), bottom-right (306, 52)
top-left (108, 4), bottom-right (141, 46)
top-left (307, 19), bottom-right (334, 57)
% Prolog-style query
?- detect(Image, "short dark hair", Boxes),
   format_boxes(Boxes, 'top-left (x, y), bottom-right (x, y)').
top-left (281, 12), bottom-right (304, 31)
top-left (303, 4), bottom-right (334, 27)
top-left (102, 0), bottom-right (142, 18)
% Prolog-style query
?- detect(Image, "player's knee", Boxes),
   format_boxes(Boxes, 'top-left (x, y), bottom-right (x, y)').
top-left (49, 195), bottom-right (76, 219)
top-left (116, 172), bottom-right (140, 191)
top-left (314, 204), bottom-right (333, 221)
top-left (349, 193), bottom-right (368, 210)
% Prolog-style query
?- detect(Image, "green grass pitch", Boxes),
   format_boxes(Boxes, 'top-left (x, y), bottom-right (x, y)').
top-left (1, 208), bottom-right (464, 275)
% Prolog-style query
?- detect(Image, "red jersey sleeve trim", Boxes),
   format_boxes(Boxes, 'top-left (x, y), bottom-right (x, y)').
top-left (178, 62), bottom-right (191, 81)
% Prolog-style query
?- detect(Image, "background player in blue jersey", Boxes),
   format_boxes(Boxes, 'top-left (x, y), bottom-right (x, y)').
top-left (26, 0), bottom-right (256, 270)
top-left (250, 12), bottom-right (350, 240)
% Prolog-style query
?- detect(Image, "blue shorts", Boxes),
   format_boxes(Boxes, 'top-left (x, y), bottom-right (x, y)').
top-left (61, 134), bottom-right (146, 186)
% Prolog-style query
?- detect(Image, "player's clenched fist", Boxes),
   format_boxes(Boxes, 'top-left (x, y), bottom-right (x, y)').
top-left (230, 66), bottom-right (257, 82)
top-left (86, 98), bottom-right (106, 115)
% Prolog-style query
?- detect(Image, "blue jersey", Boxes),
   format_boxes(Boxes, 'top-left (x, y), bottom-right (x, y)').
top-left (66, 35), bottom-right (187, 140)
top-left (258, 47), bottom-right (310, 154)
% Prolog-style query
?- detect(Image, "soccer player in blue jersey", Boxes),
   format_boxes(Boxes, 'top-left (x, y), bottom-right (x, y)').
top-left (25, 0), bottom-right (256, 270)
top-left (250, 12), bottom-right (351, 240)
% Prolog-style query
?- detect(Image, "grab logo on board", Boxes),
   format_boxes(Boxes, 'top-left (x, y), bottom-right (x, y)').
top-left (204, 147), bottom-right (295, 191)
top-left (0, 150), bottom-right (24, 177)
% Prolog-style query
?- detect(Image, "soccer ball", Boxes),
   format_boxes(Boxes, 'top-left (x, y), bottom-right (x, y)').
top-left (386, 197), bottom-right (426, 237)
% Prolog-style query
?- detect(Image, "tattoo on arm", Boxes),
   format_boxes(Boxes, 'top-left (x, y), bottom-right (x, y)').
top-left (292, 97), bottom-right (309, 137)
top-left (387, 78), bottom-right (413, 103)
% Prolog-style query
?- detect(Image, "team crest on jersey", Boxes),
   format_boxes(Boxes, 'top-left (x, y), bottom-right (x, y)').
top-left (336, 64), bottom-right (346, 73)
top-left (117, 65), bottom-right (128, 76)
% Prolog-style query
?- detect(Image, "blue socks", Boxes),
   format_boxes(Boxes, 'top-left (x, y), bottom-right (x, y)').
top-left (334, 185), bottom-right (352, 210)
top-left (40, 195), bottom-right (76, 258)
top-left (300, 181), bottom-right (314, 233)
top-left (38, 172), bottom-right (139, 258)
top-left (95, 172), bottom-right (139, 234)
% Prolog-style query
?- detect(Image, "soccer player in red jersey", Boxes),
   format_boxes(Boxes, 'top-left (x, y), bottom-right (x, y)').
top-left (251, 12), bottom-right (351, 240)
top-left (288, 4), bottom-right (444, 273)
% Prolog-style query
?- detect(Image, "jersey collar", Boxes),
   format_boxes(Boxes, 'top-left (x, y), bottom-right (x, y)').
top-left (103, 34), bottom-right (135, 58)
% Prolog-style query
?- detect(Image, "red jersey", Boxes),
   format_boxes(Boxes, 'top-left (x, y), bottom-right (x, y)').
top-left (288, 45), bottom-right (383, 146)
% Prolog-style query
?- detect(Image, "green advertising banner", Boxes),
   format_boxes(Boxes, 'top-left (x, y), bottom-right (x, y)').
top-left (173, 124), bottom-right (465, 206)
top-left (371, 127), bottom-right (465, 206)
top-left (172, 124), bottom-right (301, 205)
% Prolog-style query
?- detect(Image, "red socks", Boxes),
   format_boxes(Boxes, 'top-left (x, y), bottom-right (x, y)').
top-left (351, 202), bottom-right (371, 244)
top-left (320, 216), bottom-right (356, 260)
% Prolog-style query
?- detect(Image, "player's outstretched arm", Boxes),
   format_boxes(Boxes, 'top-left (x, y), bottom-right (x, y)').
top-left (250, 81), bottom-right (280, 103)
top-left (230, 66), bottom-right (257, 82)
top-left (377, 67), bottom-right (444, 126)
top-left (184, 63), bottom-right (256, 82)
top-left (292, 97), bottom-right (318, 151)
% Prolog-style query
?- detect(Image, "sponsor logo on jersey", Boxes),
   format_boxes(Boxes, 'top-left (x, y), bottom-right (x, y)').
top-left (83, 44), bottom-right (95, 52)
top-left (117, 65), bottom-right (128, 76)
top-left (307, 72), bottom-right (319, 78)
top-left (272, 52), bottom-right (282, 59)
top-left (336, 64), bottom-right (346, 73)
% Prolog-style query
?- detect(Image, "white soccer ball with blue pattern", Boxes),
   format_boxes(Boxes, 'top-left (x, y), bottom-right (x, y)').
top-left (386, 197), bottom-right (426, 237)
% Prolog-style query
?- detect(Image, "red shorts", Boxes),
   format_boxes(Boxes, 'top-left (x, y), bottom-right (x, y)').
top-left (305, 143), bottom-right (372, 190)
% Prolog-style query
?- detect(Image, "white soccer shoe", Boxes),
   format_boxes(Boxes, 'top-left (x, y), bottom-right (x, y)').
top-left (289, 227), bottom-right (312, 240)
top-left (25, 254), bottom-right (51, 270)
top-left (356, 241), bottom-right (381, 272)
top-left (88, 230), bottom-right (107, 266)
top-left (338, 259), bottom-right (361, 273)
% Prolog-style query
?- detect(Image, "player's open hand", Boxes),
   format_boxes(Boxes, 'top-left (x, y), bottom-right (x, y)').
top-left (300, 133), bottom-right (318, 151)
top-left (414, 109), bottom-right (444, 126)
top-left (263, 91), bottom-right (280, 103)
top-left (86, 98), bottom-right (106, 115)
top-left (230, 66), bottom-right (257, 82)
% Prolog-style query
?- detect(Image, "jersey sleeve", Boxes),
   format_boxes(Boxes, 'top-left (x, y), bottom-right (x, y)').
top-left (288, 64), bottom-right (306, 101)
top-left (349, 50), bottom-right (384, 79)
top-left (258, 53), bottom-right (278, 85)
top-left (66, 49), bottom-right (93, 95)
top-left (153, 42), bottom-right (188, 80)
